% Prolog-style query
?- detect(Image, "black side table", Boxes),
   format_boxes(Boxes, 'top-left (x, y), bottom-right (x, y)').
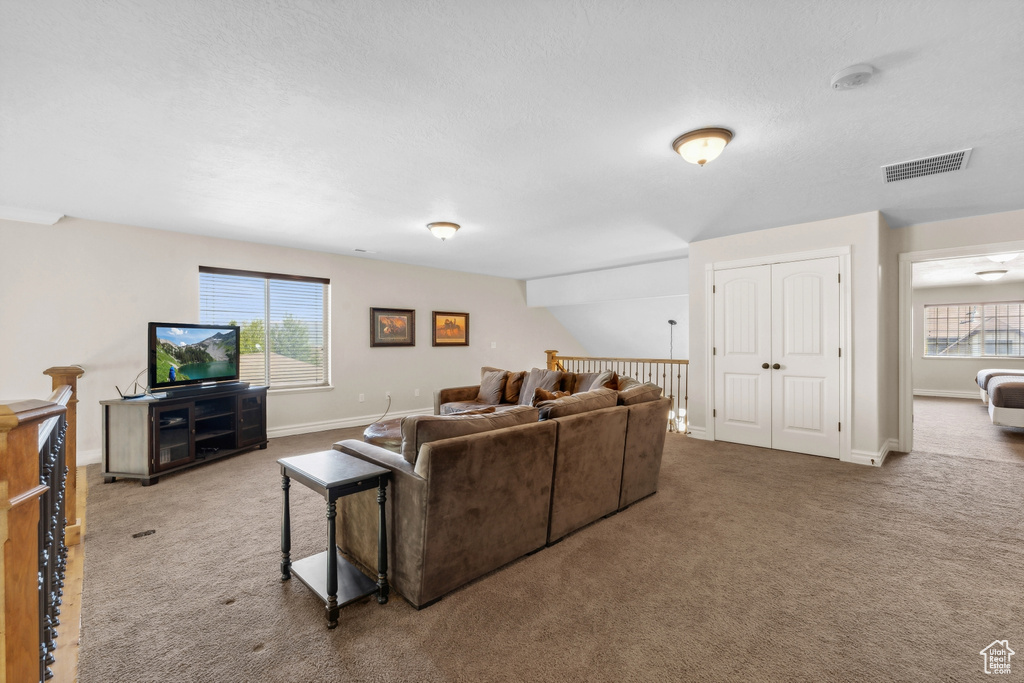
top-left (278, 450), bottom-right (390, 628)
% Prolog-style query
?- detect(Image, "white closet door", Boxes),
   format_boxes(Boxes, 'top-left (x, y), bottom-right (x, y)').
top-left (770, 258), bottom-right (840, 458)
top-left (714, 265), bottom-right (772, 448)
top-left (713, 256), bottom-right (841, 458)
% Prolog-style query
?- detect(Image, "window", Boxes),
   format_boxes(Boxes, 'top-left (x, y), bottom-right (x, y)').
top-left (924, 302), bottom-right (1024, 357)
top-left (199, 266), bottom-right (329, 387)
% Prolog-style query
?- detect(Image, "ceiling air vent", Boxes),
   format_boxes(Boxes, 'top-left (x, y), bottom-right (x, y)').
top-left (882, 148), bottom-right (972, 183)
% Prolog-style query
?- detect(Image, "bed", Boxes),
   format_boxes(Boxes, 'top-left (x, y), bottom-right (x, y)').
top-left (976, 368), bottom-right (1024, 404)
top-left (986, 374), bottom-right (1024, 428)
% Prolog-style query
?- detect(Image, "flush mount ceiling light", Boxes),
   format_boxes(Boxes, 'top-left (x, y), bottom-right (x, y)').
top-left (672, 128), bottom-right (733, 166)
top-left (427, 222), bottom-right (460, 241)
top-left (976, 270), bottom-right (1008, 281)
top-left (986, 253), bottom-right (1019, 263)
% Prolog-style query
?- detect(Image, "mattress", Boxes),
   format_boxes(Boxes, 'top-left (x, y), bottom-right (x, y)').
top-left (987, 375), bottom-right (1024, 409)
top-left (976, 368), bottom-right (1024, 391)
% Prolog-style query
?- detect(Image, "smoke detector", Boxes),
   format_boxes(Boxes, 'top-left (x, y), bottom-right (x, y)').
top-left (830, 64), bottom-right (873, 90)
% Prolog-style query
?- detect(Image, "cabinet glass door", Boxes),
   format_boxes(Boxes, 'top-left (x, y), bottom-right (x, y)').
top-left (237, 393), bottom-right (265, 447)
top-left (153, 404), bottom-right (194, 471)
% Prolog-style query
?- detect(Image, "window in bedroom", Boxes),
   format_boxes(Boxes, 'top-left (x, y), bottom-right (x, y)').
top-left (924, 302), bottom-right (1024, 357)
top-left (199, 266), bottom-right (329, 388)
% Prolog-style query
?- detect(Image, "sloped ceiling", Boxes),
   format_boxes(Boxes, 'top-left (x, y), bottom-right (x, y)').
top-left (2, 1), bottom-right (1023, 280)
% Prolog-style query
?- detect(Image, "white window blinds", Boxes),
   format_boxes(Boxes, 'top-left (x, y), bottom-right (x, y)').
top-left (924, 302), bottom-right (1024, 358)
top-left (199, 267), bottom-right (329, 387)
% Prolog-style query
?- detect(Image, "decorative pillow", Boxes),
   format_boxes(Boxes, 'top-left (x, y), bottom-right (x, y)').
top-left (536, 387), bottom-right (618, 420)
top-left (518, 367), bottom-right (563, 405)
top-left (477, 369), bottom-right (508, 405)
top-left (616, 376), bottom-right (642, 392)
top-left (618, 382), bottom-right (664, 406)
top-left (533, 387), bottom-right (570, 405)
top-left (595, 369), bottom-right (616, 390)
top-left (400, 406), bottom-right (539, 464)
top-left (504, 371), bottom-right (526, 404)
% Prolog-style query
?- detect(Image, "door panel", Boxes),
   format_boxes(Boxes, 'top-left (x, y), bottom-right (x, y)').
top-left (714, 266), bottom-right (772, 448)
top-left (771, 258), bottom-right (840, 457)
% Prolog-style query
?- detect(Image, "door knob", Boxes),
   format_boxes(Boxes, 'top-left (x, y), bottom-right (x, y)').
top-left (772, 363), bottom-right (781, 370)
top-left (762, 363), bottom-right (770, 369)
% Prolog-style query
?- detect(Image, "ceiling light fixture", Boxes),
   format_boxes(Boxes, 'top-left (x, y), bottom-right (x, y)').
top-left (986, 253), bottom-right (1018, 263)
top-left (672, 128), bottom-right (733, 166)
top-left (976, 270), bottom-right (1008, 281)
top-left (427, 222), bottom-right (460, 241)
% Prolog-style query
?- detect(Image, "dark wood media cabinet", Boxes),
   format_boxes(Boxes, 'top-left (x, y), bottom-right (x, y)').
top-left (101, 384), bottom-right (267, 485)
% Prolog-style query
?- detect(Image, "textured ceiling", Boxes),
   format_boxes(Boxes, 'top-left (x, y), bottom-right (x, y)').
top-left (2, 1), bottom-right (1023, 280)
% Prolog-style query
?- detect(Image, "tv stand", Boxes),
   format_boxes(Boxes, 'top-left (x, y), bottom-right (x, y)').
top-left (101, 384), bottom-right (267, 485)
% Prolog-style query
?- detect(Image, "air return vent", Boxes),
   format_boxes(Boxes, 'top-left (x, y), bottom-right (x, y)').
top-left (882, 148), bottom-right (972, 183)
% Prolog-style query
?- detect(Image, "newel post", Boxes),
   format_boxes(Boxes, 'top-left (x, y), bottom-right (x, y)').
top-left (43, 366), bottom-right (84, 545)
top-left (545, 350), bottom-right (559, 371)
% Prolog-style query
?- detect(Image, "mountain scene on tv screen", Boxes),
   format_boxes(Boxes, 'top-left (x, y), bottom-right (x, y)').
top-left (156, 330), bottom-right (237, 384)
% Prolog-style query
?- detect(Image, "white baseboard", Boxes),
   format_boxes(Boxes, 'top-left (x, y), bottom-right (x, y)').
top-left (846, 438), bottom-right (897, 467)
top-left (913, 389), bottom-right (978, 400)
top-left (687, 426), bottom-right (708, 440)
top-left (266, 408), bottom-right (431, 439)
top-left (78, 448), bottom-right (102, 466)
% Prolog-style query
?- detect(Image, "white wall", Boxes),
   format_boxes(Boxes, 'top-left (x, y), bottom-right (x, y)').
top-left (912, 281), bottom-right (1024, 397)
top-left (528, 259), bottom-right (689, 359)
top-left (0, 217), bottom-right (585, 464)
top-left (688, 211), bottom-right (891, 459)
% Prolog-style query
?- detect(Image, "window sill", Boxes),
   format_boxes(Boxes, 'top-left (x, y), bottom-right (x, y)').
top-left (921, 356), bottom-right (1024, 360)
top-left (267, 385), bottom-right (334, 395)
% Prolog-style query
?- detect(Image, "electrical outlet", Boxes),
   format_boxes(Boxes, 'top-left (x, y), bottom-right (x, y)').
top-left (414, 388), bottom-right (420, 397)
top-left (491, 341), bottom-right (496, 348)
top-left (358, 393), bottom-right (365, 402)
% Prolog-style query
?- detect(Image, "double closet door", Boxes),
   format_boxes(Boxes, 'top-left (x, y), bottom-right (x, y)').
top-left (713, 256), bottom-right (840, 458)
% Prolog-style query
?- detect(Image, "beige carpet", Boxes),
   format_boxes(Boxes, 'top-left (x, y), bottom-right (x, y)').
top-left (913, 395), bottom-right (1024, 464)
top-left (78, 425), bottom-right (1024, 682)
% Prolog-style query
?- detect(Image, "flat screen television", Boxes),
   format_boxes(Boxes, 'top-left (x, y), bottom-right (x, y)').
top-left (148, 322), bottom-right (240, 390)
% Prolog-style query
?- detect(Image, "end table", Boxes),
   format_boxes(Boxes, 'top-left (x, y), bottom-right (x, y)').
top-left (278, 450), bottom-right (390, 628)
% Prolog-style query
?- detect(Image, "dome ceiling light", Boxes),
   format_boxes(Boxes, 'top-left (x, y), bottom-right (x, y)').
top-left (427, 222), bottom-right (460, 241)
top-left (672, 128), bottom-right (733, 166)
top-left (986, 253), bottom-right (1018, 263)
top-left (975, 270), bottom-right (1008, 281)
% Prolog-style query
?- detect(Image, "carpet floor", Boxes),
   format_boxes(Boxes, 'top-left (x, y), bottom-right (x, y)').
top-left (79, 417), bottom-right (1024, 682)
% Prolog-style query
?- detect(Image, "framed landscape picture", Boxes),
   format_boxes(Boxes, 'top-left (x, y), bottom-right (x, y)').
top-left (370, 308), bottom-right (415, 347)
top-left (432, 311), bottom-right (469, 346)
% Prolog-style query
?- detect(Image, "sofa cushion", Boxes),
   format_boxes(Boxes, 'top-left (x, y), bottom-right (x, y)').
top-left (399, 405), bottom-right (540, 464)
top-left (518, 368), bottom-right (562, 405)
top-left (440, 400), bottom-right (486, 415)
top-left (451, 405), bottom-right (498, 416)
top-left (478, 369), bottom-right (508, 404)
top-left (536, 387), bottom-right (618, 420)
top-left (568, 369), bottom-right (616, 393)
top-left (618, 382), bottom-right (664, 405)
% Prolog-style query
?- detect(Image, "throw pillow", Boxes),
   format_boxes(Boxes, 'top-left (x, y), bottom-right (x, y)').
top-left (536, 387), bottom-right (618, 420)
top-left (477, 369), bottom-right (508, 405)
top-left (533, 387), bottom-right (570, 405)
top-left (616, 375), bottom-right (642, 392)
top-left (504, 370), bottom-right (526, 404)
top-left (595, 369), bottom-right (616, 390)
top-left (518, 367), bottom-right (563, 405)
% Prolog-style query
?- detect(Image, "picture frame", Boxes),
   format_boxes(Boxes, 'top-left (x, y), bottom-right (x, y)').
top-left (432, 311), bottom-right (469, 346)
top-left (370, 308), bottom-right (415, 347)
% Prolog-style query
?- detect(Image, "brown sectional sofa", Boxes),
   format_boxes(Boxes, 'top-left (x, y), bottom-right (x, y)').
top-left (333, 368), bottom-right (671, 609)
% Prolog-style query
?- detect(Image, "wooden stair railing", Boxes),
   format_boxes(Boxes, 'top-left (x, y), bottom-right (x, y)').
top-left (545, 350), bottom-right (688, 433)
top-left (1, 365), bottom-right (83, 683)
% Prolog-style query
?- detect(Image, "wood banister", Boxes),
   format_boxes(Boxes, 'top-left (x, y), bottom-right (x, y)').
top-left (43, 366), bottom-right (83, 546)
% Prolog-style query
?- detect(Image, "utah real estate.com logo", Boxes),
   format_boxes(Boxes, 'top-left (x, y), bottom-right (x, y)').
top-left (980, 640), bottom-right (1014, 675)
